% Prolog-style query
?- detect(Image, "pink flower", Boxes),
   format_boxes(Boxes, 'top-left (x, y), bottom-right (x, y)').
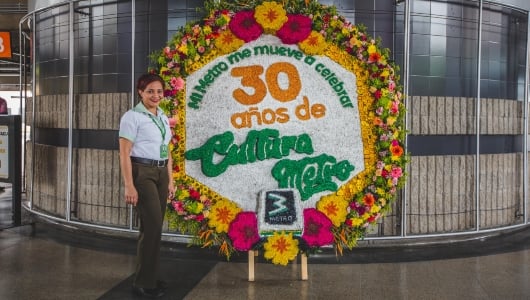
top-left (391, 167), bottom-right (402, 179)
top-left (388, 80), bottom-right (396, 91)
top-left (172, 201), bottom-right (185, 214)
top-left (228, 212), bottom-right (260, 251)
top-left (390, 101), bottom-right (399, 114)
top-left (168, 117), bottom-right (177, 128)
top-left (171, 77), bottom-right (185, 91)
top-left (229, 10), bottom-right (263, 42)
top-left (301, 208), bottom-right (334, 247)
top-left (277, 14), bottom-right (312, 44)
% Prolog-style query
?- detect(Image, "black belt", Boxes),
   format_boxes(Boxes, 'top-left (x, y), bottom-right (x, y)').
top-left (130, 156), bottom-right (168, 167)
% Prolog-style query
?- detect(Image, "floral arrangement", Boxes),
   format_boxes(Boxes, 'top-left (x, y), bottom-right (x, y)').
top-left (153, 0), bottom-right (407, 266)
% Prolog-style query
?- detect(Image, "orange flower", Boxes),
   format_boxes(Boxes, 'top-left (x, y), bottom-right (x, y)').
top-left (390, 144), bottom-right (404, 160)
top-left (363, 193), bottom-right (375, 206)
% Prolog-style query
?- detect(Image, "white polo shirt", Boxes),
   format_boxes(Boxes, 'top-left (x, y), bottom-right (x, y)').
top-left (119, 102), bottom-right (171, 160)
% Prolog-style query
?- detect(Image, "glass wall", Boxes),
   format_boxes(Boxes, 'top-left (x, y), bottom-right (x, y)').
top-left (21, 0), bottom-right (530, 238)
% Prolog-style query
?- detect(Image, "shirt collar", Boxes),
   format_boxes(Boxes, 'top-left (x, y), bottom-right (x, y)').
top-left (134, 101), bottom-right (163, 116)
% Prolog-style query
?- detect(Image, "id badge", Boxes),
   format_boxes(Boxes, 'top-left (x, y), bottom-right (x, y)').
top-left (160, 144), bottom-right (168, 158)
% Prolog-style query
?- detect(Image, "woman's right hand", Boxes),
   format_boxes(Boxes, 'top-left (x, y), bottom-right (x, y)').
top-left (119, 138), bottom-right (137, 206)
top-left (124, 185), bottom-right (138, 206)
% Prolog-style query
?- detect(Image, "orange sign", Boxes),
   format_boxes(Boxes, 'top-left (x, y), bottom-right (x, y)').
top-left (0, 32), bottom-right (12, 59)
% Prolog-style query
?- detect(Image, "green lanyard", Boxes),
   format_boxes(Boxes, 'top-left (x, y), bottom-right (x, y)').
top-left (146, 113), bottom-right (166, 141)
top-left (134, 104), bottom-right (168, 159)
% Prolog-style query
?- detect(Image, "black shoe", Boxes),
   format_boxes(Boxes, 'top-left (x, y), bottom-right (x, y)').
top-left (157, 280), bottom-right (168, 290)
top-left (132, 286), bottom-right (165, 298)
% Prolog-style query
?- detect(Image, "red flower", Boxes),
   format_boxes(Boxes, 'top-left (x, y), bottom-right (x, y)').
top-left (277, 14), bottom-right (312, 44)
top-left (301, 208), bottom-right (334, 247)
top-left (229, 10), bottom-right (263, 42)
top-left (189, 188), bottom-right (201, 200)
top-left (228, 212), bottom-right (260, 251)
top-left (196, 214), bottom-right (205, 222)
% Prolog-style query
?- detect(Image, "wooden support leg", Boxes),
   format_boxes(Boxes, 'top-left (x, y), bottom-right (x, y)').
top-left (301, 253), bottom-right (308, 280)
top-left (248, 250), bottom-right (256, 281)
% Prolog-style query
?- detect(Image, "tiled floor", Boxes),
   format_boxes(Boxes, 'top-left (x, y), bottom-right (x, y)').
top-left (2, 186), bottom-right (530, 299)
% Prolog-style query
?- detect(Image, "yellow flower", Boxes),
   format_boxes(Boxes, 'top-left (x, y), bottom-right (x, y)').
top-left (193, 202), bottom-right (204, 214)
top-left (387, 178), bottom-right (394, 187)
top-left (299, 31), bottom-right (327, 55)
top-left (254, 1), bottom-right (288, 33)
top-left (317, 194), bottom-right (349, 227)
top-left (178, 189), bottom-right (190, 201)
top-left (350, 217), bottom-right (364, 227)
top-left (330, 19), bottom-right (342, 29)
top-left (207, 200), bottom-right (241, 233)
top-left (215, 30), bottom-right (244, 54)
top-left (263, 231), bottom-right (299, 265)
top-left (370, 205), bottom-right (381, 214)
top-left (386, 116), bottom-right (396, 126)
top-left (178, 43), bottom-right (188, 55)
top-left (367, 44), bottom-right (377, 54)
top-left (349, 36), bottom-right (362, 48)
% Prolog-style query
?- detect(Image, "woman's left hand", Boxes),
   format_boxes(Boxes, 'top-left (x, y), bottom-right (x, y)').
top-left (168, 180), bottom-right (175, 199)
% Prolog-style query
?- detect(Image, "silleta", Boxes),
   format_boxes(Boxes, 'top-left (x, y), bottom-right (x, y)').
top-left (185, 128), bottom-right (314, 177)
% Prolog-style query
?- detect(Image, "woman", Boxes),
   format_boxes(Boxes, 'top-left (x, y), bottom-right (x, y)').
top-left (119, 73), bottom-right (175, 298)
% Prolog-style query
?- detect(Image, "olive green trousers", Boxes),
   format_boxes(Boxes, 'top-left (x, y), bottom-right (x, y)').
top-left (132, 163), bottom-right (168, 289)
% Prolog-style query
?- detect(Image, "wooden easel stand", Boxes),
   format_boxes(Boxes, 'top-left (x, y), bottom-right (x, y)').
top-left (248, 250), bottom-right (308, 281)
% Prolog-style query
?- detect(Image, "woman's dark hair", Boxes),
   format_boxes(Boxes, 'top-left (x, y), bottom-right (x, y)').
top-left (136, 73), bottom-right (164, 94)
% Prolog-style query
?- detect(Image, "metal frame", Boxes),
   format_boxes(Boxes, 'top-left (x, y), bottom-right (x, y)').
top-left (475, 0), bottom-right (484, 232)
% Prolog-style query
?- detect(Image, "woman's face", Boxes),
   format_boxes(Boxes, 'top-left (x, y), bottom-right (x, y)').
top-left (138, 81), bottom-right (164, 111)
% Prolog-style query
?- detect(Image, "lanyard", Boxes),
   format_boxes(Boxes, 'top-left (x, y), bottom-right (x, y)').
top-left (146, 113), bottom-right (166, 141)
top-left (133, 105), bottom-right (166, 141)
